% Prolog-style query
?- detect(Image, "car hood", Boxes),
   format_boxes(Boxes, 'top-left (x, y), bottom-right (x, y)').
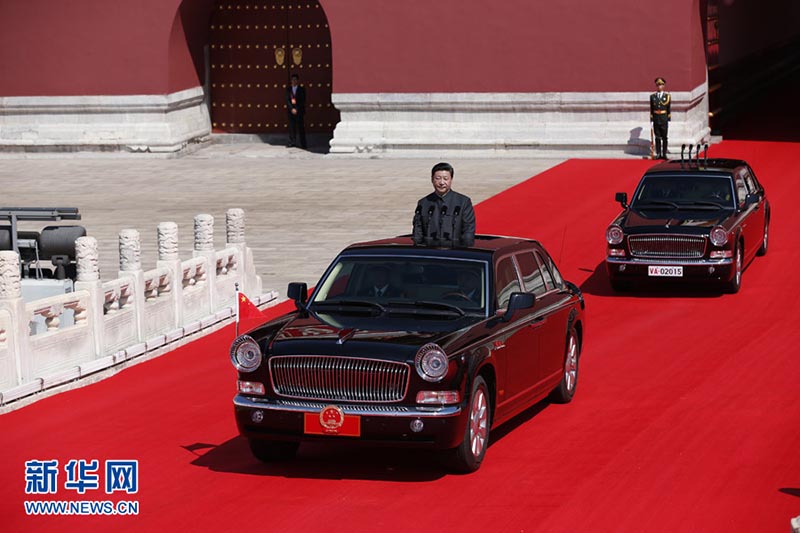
top-left (621, 208), bottom-right (733, 233)
top-left (268, 312), bottom-right (483, 360)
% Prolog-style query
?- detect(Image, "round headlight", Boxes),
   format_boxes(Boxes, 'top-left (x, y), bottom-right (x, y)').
top-left (415, 343), bottom-right (449, 382)
top-left (230, 335), bottom-right (262, 372)
top-left (710, 226), bottom-right (728, 246)
top-left (606, 225), bottom-right (624, 245)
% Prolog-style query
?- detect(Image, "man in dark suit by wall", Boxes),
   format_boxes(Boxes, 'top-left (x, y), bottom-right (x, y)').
top-left (286, 73), bottom-right (306, 148)
top-left (412, 162), bottom-right (476, 248)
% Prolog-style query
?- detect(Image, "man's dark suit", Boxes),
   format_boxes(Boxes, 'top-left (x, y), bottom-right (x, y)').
top-left (412, 190), bottom-right (476, 248)
top-left (358, 285), bottom-right (403, 298)
top-left (286, 84), bottom-right (306, 148)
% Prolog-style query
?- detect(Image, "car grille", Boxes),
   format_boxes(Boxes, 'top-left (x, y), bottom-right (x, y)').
top-left (279, 400), bottom-right (411, 413)
top-left (628, 235), bottom-right (706, 258)
top-left (269, 355), bottom-right (410, 403)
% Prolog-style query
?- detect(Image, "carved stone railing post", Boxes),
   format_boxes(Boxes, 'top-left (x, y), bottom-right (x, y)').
top-left (74, 236), bottom-right (104, 359)
top-left (156, 222), bottom-right (184, 327)
top-left (226, 208), bottom-right (262, 298)
top-left (0, 251), bottom-right (26, 390)
top-left (192, 214), bottom-right (217, 310)
top-left (118, 229), bottom-right (146, 344)
top-left (226, 208), bottom-right (246, 246)
top-left (0, 251), bottom-right (22, 300)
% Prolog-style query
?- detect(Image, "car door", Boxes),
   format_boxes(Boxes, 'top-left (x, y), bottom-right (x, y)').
top-left (741, 167), bottom-right (766, 260)
top-left (492, 254), bottom-right (540, 416)
top-left (512, 250), bottom-right (550, 385)
top-left (532, 248), bottom-right (575, 386)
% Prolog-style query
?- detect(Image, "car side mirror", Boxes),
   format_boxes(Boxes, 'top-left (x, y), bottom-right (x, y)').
top-left (502, 292), bottom-right (535, 322)
top-left (287, 282), bottom-right (308, 310)
top-left (745, 193), bottom-right (760, 205)
top-left (615, 192), bottom-right (628, 209)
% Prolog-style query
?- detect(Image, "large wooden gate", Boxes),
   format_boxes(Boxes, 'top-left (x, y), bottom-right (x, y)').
top-left (209, 0), bottom-right (339, 135)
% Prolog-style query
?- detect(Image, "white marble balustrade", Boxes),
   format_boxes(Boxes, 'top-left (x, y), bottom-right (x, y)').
top-left (0, 209), bottom-right (275, 409)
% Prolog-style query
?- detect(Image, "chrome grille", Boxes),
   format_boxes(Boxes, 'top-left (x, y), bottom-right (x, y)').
top-left (628, 235), bottom-right (706, 258)
top-left (269, 355), bottom-right (410, 403)
top-left (279, 400), bottom-right (411, 413)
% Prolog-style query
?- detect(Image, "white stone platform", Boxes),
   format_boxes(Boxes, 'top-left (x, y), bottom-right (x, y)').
top-left (330, 83), bottom-right (710, 157)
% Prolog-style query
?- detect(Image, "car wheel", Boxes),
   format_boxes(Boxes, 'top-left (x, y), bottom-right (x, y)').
top-left (724, 244), bottom-right (743, 294)
top-left (550, 326), bottom-right (580, 404)
top-left (446, 375), bottom-right (491, 473)
top-left (248, 439), bottom-right (299, 463)
top-left (757, 217), bottom-right (769, 256)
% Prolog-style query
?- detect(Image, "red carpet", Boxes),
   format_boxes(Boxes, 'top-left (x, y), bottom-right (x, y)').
top-left (2, 141), bottom-right (799, 532)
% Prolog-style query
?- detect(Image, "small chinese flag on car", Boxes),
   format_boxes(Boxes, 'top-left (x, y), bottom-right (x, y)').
top-left (236, 287), bottom-right (267, 336)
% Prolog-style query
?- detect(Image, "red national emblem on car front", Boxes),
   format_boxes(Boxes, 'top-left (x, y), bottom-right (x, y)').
top-left (319, 405), bottom-right (345, 432)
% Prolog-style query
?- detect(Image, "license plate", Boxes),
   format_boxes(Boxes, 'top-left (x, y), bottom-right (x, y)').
top-left (648, 265), bottom-right (683, 277)
top-left (303, 405), bottom-right (361, 437)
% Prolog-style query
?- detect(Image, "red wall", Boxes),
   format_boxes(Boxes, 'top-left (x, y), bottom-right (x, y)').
top-left (1, 1), bottom-right (796, 98)
top-left (0, 0), bottom-right (213, 97)
top-left (321, 0), bottom-right (707, 93)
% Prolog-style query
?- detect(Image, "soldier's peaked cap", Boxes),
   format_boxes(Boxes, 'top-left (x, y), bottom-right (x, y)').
top-left (655, 77), bottom-right (666, 85)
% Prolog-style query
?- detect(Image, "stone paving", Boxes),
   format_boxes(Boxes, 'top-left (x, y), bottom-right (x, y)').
top-left (0, 140), bottom-right (565, 297)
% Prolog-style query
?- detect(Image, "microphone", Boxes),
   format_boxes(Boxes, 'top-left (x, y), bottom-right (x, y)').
top-left (440, 205), bottom-right (450, 243)
top-left (453, 206), bottom-right (461, 217)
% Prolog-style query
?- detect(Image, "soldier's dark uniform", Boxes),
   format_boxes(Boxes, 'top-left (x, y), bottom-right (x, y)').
top-left (650, 77), bottom-right (671, 159)
top-left (412, 190), bottom-right (476, 247)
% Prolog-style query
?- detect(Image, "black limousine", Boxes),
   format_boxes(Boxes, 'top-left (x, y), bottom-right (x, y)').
top-left (231, 235), bottom-right (586, 472)
top-left (606, 152), bottom-right (770, 293)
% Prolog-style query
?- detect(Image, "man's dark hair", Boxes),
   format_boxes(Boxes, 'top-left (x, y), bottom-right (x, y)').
top-left (431, 162), bottom-right (454, 178)
top-left (290, 73), bottom-right (299, 80)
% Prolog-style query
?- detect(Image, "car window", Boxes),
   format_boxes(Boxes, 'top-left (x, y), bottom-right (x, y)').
top-left (747, 166), bottom-right (762, 191)
top-left (514, 252), bottom-right (546, 296)
top-left (533, 251), bottom-right (555, 290)
top-left (316, 261), bottom-right (354, 299)
top-left (542, 250), bottom-right (564, 289)
top-left (634, 175), bottom-right (734, 207)
top-left (742, 169), bottom-right (757, 194)
top-left (495, 256), bottom-right (521, 309)
top-left (734, 174), bottom-right (748, 206)
top-left (312, 256), bottom-right (488, 314)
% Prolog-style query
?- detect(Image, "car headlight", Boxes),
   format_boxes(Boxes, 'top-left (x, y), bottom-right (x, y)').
top-left (710, 226), bottom-right (728, 246)
top-left (230, 335), bottom-right (262, 372)
top-left (415, 343), bottom-right (449, 382)
top-left (606, 224), bottom-right (624, 245)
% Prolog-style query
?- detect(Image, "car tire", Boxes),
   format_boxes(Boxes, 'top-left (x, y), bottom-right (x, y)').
top-left (756, 217), bottom-right (769, 256)
top-left (550, 326), bottom-right (580, 404)
top-left (724, 244), bottom-right (743, 294)
top-left (445, 375), bottom-right (491, 473)
top-left (248, 439), bottom-right (299, 463)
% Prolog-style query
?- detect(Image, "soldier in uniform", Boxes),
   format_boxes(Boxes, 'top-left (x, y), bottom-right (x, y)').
top-left (286, 73), bottom-right (306, 148)
top-left (650, 77), bottom-right (671, 159)
top-left (412, 162), bottom-right (476, 248)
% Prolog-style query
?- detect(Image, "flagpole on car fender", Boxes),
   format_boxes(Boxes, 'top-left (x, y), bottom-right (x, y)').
top-left (235, 282), bottom-right (240, 338)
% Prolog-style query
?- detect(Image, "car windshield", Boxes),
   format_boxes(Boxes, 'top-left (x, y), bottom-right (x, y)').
top-left (632, 175), bottom-right (735, 209)
top-left (311, 255), bottom-right (488, 316)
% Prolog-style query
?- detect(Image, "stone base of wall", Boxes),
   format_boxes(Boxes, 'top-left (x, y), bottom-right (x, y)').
top-left (0, 87), bottom-right (211, 154)
top-left (330, 83), bottom-right (710, 157)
